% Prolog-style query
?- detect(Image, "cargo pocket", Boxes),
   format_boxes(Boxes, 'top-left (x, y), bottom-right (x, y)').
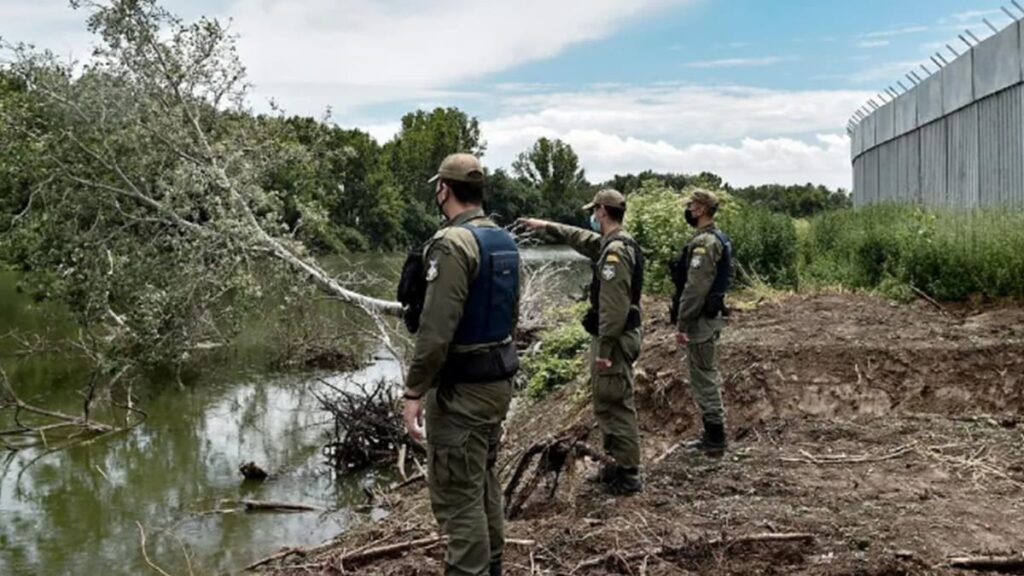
top-left (428, 427), bottom-right (471, 490)
top-left (621, 331), bottom-right (641, 365)
top-left (691, 341), bottom-right (716, 371)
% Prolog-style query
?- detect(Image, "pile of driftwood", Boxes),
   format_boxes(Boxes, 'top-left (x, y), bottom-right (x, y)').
top-left (315, 378), bottom-right (420, 472)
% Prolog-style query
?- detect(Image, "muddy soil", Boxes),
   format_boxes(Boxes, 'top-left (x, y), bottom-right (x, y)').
top-left (268, 293), bottom-right (1024, 575)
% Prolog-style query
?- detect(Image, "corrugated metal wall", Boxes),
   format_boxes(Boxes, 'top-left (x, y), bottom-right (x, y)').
top-left (851, 19), bottom-right (1024, 208)
top-left (947, 106), bottom-right (980, 208)
top-left (920, 120), bottom-right (947, 206)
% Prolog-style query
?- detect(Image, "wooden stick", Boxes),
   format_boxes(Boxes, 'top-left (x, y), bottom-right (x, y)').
top-left (338, 535), bottom-right (444, 564)
top-left (136, 521), bottom-right (174, 576)
top-left (909, 285), bottom-right (949, 316)
top-left (948, 553), bottom-right (1024, 571)
top-left (574, 532), bottom-right (815, 572)
top-left (782, 443), bottom-right (916, 465)
top-left (242, 500), bottom-right (322, 512)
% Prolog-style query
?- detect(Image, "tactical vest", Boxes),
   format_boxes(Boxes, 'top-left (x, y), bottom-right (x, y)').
top-left (582, 236), bottom-right (644, 336)
top-left (669, 228), bottom-right (733, 323)
top-left (452, 224), bottom-right (520, 345)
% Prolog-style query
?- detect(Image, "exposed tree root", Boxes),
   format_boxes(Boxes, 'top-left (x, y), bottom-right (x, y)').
top-left (503, 427), bottom-right (610, 519)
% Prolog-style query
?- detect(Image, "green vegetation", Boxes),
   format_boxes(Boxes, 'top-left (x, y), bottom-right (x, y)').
top-left (521, 306), bottom-right (590, 400)
top-left (625, 180), bottom-right (797, 293)
top-left (727, 183), bottom-right (851, 217)
top-left (800, 204), bottom-right (1024, 300)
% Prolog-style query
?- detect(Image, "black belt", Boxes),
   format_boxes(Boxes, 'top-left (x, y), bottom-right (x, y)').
top-left (440, 341), bottom-right (520, 385)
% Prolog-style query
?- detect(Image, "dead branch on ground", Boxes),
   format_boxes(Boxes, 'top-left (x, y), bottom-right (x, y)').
top-left (573, 532), bottom-right (816, 573)
top-left (780, 442), bottom-right (918, 465)
top-left (947, 553), bottom-right (1024, 571)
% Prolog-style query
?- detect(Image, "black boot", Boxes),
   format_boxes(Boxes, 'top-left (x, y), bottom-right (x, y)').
top-left (489, 559), bottom-right (502, 576)
top-left (586, 462), bottom-right (619, 484)
top-left (686, 418), bottom-right (727, 456)
top-left (606, 467), bottom-right (643, 496)
top-left (703, 421), bottom-right (726, 456)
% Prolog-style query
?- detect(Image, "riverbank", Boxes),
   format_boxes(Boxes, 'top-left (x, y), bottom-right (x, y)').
top-left (263, 292), bottom-right (1024, 575)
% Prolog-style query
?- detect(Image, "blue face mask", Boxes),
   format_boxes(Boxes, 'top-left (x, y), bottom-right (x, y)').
top-left (589, 213), bottom-right (601, 232)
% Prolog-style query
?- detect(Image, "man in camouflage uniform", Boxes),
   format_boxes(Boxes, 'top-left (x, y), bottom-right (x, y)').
top-left (520, 189), bottom-right (644, 495)
top-left (402, 154), bottom-right (520, 576)
top-left (674, 189), bottom-right (731, 456)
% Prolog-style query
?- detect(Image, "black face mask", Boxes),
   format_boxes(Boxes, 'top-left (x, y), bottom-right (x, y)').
top-left (435, 188), bottom-right (448, 220)
top-left (684, 208), bottom-right (699, 228)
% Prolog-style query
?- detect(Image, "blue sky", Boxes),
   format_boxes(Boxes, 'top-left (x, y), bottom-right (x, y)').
top-left (1, 0), bottom-right (1013, 187)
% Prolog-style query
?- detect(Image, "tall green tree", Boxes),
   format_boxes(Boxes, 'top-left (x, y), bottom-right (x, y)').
top-left (374, 107), bottom-right (485, 246)
top-left (512, 138), bottom-right (589, 226)
top-left (485, 168), bottom-right (539, 225)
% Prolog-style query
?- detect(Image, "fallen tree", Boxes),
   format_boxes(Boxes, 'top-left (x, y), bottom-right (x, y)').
top-left (1, 0), bottom-right (402, 383)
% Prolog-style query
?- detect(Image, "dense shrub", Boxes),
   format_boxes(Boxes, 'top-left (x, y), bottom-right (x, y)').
top-left (800, 204), bottom-right (1024, 300)
top-left (625, 181), bottom-right (797, 293)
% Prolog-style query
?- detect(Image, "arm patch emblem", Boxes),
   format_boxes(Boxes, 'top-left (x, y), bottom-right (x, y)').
top-left (601, 264), bottom-right (616, 280)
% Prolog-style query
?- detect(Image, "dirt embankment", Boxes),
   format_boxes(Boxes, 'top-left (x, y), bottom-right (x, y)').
top-left (269, 293), bottom-right (1024, 575)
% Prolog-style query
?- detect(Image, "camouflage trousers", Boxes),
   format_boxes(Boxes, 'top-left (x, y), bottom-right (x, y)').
top-left (590, 330), bottom-right (642, 469)
top-left (426, 379), bottom-right (513, 576)
top-left (686, 330), bottom-right (725, 426)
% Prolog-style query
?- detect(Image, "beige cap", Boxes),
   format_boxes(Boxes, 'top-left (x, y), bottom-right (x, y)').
top-left (581, 188), bottom-right (627, 211)
top-left (428, 153), bottom-right (485, 184)
top-left (685, 188), bottom-right (720, 209)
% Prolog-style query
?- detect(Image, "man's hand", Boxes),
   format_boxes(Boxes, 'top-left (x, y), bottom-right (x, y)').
top-left (595, 357), bottom-right (613, 371)
top-left (675, 332), bottom-right (689, 346)
top-left (403, 398), bottom-right (425, 441)
top-left (517, 218), bottom-right (548, 232)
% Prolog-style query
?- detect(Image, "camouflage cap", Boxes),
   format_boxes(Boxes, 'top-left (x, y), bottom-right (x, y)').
top-left (685, 188), bottom-right (720, 209)
top-left (427, 153), bottom-right (485, 184)
top-left (581, 188), bottom-right (627, 211)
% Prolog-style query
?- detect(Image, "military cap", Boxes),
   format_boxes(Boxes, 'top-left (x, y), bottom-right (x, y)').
top-left (428, 153), bottom-right (485, 184)
top-left (581, 188), bottom-right (627, 211)
top-left (685, 188), bottom-right (720, 209)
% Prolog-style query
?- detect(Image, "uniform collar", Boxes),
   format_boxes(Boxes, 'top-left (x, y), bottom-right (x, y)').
top-left (695, 222), bottom-right (718, 234)
top-left (601, 227), bottom-right (629, 248)
top-left (448, 207), bottom-right (486, 227)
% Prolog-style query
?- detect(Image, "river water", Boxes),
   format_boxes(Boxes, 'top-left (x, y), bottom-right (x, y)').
top-left (0, 247), bottom-right (587, 575)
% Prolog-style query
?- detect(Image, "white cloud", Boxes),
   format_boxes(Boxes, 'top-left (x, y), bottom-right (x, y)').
top-left (943, 9), bottom-right (1003, 24)
top-left (860, 25), bottom-right (929, 39)
top-left (857, 39), bottom-right (891, 48)
top-left (231, 0), bottom-right (690, 90)
top-left (0, 0), bottom-right (92, 58)
top-left (683, 56), bottom-right (794, 68)
top-left (462, 84), bottom-right (866, 188)
top-left (487, 84), bottom-right (871, 144)
top-left (482, 126), bottom-right (853, 188)
top-left (356, 83), bottom-right (863, 187)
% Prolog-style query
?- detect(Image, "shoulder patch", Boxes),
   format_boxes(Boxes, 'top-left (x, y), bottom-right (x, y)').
top-left (601, 264), bottom-right (616, 281)
top-left (605, 253), bottom-right (620, 263)
top-left (692, 246), bottom-right (708, 255)
top-left (425, 258), bottom-right (439, 281)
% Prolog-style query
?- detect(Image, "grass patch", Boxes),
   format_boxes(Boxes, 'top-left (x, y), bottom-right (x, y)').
top-left (800, 203), bottom-right (1024, 301)
top-left (521, 304), bottom-right (590, 400)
